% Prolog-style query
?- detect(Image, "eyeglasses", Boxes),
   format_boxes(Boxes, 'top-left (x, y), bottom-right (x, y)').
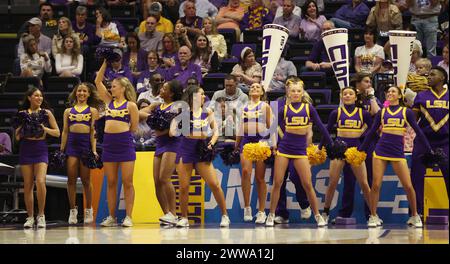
top-left (153, 78), bottom-right (164, 82)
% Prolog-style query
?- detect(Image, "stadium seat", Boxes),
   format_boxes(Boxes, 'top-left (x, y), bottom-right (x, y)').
top-left (218, 28), bottom-right (236, 57)
top-left (116, 18), bottom-right (139, 32)
top-left (45, 92), bottom-right (70, 110)
top-left (286, 42), bottom-right (314, 58)
top-left (348, 28), bottom-right (365, 43)
top-left (3, 77), bottom-right (40, 93)
top-left (315, 104), bottom-right (338, 124)
top-left (108, 5), bottom-right (136, 18)
top-left (46, 77), bottom-right (80, 92)
top-left (290, 56), bottom-right (308, 73)
top-left (323, 0), bottom-right (347, 15)
top-left (299, 72), bottom-right (327, 90)
top-left (52, 4), bottom-right (69, 18)
top-left (202, 73), bottom-right (226, 91)
top-left (221, 43), bottom-right (257, 73)
top-left (243, 30), bottom-right (263, 44)
top-left (306, 89), bottom-right (331, 105)
top-left (0, 109), bottom-right (18, 128)
top-left (0, 93), bottom-right (26, 108)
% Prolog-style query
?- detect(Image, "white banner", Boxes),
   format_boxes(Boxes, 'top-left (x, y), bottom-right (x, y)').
top-left (389, 30), bottom-right (417, 89)
top-left (322, 28), bottom-right (350, 89)
top-left (261, 24), bottom-right (289, 90)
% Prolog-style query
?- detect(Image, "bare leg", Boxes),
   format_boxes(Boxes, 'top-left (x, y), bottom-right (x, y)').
top-left (351, 162), bottom-right (371, 209)
top-left (240, 156), bottom-right (253, 208)
top-left (66, 157), bottom-right (79, 209)
top-left (269, 156), bottom-right (289, 214)
top-left (104, 162), bottom-right (119, 217)
top-left (121, 161), bottom-right (135, 218)
top-left (196, 162), bottom-right (228, 215)
top-left (324, 160), bottom-right (345, 209)
top-left (255, 161), bottom-right (267, 212)
top-left (159, 152), bottom-right (178, 214)
top-left (21, 165), bottom-right (35, 217)
top-left (79, 162), bottom-right (93, 209)
top-left (392, 160), bottom-right (419, 216)
top-left (178, 160), bottom-right (194, 218)
top-left (34, 163), bottom-right (48, 216)
top-left (293, 159), bottom-right (320, 216)
top-left (153, 155), bottom-right (168, 213)
top-left (370, 157), bottom-right (387, 216)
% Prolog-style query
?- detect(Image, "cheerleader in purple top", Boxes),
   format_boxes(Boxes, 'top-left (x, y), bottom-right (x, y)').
top-left (234, 83), bottom-right (274, 224)
top-left (266, 78), bottom-right (332, 227)
top-left (411, 66), bottom-right (449, 215)
top-left (16, 88), bottom-right (60, 228)
top-left (172, 85), bottom-right (230, 227)
top-left (322, 87), bottom-right (372, 224)
top-left (359, 86), bottom-right (433, 228)
top-left (95, 59), bottom-right (139, 227)
top-left (139, 80), bottom-right (183, 225)
top-left (60, 82), bottom-right (103, 225)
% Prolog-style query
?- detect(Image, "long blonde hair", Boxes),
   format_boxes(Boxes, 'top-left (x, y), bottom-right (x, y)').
top-left (203, 17), bottom-right (218, 35)
top-left (285, 77), bottom-right (312, 104)
top-left (114, 77), bottom-right (137, 103)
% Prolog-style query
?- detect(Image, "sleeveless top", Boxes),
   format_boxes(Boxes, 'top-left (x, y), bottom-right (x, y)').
top-left (105, 100), bottom-right (130, 123)
top-left (68, 105), bottom-right (92, 127)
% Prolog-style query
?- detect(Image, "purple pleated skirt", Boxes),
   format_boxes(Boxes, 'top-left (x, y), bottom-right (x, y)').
top-left (155, 134), bottom-right (179, 156)
top-left (176, 137), bottom-right (201, 164)
top-left (102, 131), bottom-right (136, 162)
top-left (374, 133), bottom-right (405, 161)
top-left (66, 132), bottom-right (91, 158)
top-left (277, 132), bottom-right (307, 158)
top-left (19, 139), bottom-right (48, 165)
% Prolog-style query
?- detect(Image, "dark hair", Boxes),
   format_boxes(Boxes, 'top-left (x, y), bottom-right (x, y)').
top-left (301, 0), bottom-right (319, 19)
top-left (137, 98), bottom-right (151, 109)
top-left (386, 86), bottom-right (405, 106)
top-left (187, 77), bottom-right (199, 86)
top-left (182, 85), bottom-right (203, 109)
top-left (431, 66), bottom-right (449, 85)
top-left (191, 33), bottom-right (212, 65)
top-left (350, 72), bottom-right (372, 88)
top-left (96, 7), bottom-right (111, 24)
top-left (21, 87), bottom-right (51, 111)
top-left (68, 82), bottom-right (104, 110)
top-left (364, 27), bottom-right (378, 43)
top-left (167, 80), bottom-right (184, 102)
top-left (239, 48), bottom-right (254, 71)
top-left (40, 2), bottom-right (53, 12)
top-left (341, 86), bottom-right (362, 107)
top-left (126, 32), bottom-right (140, 50)
top-left (224, 74), bottom-right (237, 82)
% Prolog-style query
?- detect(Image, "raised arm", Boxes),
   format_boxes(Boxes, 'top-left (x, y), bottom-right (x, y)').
top-left (94, 59), bottom-right (113, 103)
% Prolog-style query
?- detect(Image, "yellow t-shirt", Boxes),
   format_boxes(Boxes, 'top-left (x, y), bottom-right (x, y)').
top-left (138, 16), bottom-right (174, 34)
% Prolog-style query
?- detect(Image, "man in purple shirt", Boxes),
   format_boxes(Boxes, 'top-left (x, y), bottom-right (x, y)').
top-left (165, 46), bottom-right (202, 88)
top-left (330, 0), bottom-right (369, 29)
top-left (304, 20), bottom-right (334, 74)
top-left (72, 5), bottom-right (98, 52)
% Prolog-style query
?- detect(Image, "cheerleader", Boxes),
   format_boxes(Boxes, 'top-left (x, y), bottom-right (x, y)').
top-left (359, 86), bottom-right (434, 228)
top-left (60, 82), bottom-right (103, 224)
top-left (140, 80), bottom-right (183, 225)
top-left (173, 85), bottom-right (230, 227)
top-left (15, 88), bottom-right (60, 228)
top-left (266, 78), bottom-right (332, 227)
top-left (95, 59), bottom-right (139, 227)
top-left (234, 83), bottom-right (273, 224)
top-left (411, 66), bottom-right (449, 216)
top-left (322, 87), bottom-right (372, 223)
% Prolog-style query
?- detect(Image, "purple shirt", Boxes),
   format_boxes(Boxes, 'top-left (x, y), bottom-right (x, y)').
top-left (240, 6), bottom-right (274, 31)
top-left (412, 88), bottom-right (449, 139)
top-left (122, 49), bottom-right (148, 73)
top-left (307, 40), bottom-right (329, 63)
top-left (72, 21), bottom-right (98, 46)
top-left (104, 66), bottom-right (134, 84)
top-left (273, 14), bottom-right (301, 38)
top-left (136, 67), bottom-right (166, 92)
top-left (165, 62), bottom-right (203, 88)
top-left (0, 132), bottom-right (11, 155)
top-left (334, 1), bottom-right (370, 28)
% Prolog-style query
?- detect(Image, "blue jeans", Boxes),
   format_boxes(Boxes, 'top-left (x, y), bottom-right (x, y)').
top-left (330, 18), bottom-right (353, 29)
top-left (411, 15), bottom-right (439, 57)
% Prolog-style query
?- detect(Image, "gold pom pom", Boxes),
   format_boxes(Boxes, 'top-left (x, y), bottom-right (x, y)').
top-left (344, 147), bottom-right (367, 166)
top-left (243, 141), bottom-right (271, 161)
top-left (307, 144), bottom-right (327, 166)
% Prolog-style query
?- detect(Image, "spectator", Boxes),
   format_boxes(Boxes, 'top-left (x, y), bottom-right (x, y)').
top-left (23, 3), bottom-right (58, 39)
top-left (17, 18), bottom-right (52, 58)
top-left (191, 33), bottom-right (220, 77)
top-left (137, 72), bottom-right (165, 103)
top-left (179, 0), bottom-right (219, 18)
top-left (136, 51), bottom-right (166, 93)
top-left (409, 41), bottom-right (424, 73)
top-left (273, 0), bottom-right (301, 19)
top-left (240, 0), bottom-right (274, 31)
top-left (366, 0), bottom-right (402, 45)
top-left (304, 20), bottom-right (334, 73)
top-left (161, 33), bottom-right (180, 68)
top-left (139, 15), bottom-right (164, 54)
top-left (134, 98), bottom-right (157, 147)
top-left (438, 44), bottom-right (449, 80)
top-left (165, 46), bottom-right (203, 87)
top-left (330, 0), bottom-right (370, 29)
top-left (214, 97), bottom-right (238, 143)
top-left (102, 48), bottom-right (134, 84)
top-left (138, 1), bottom-right (174, 34)
top-left (203, 17), bottom-right (227, 61)
top-left (216, 0), bottom-right (245, 41)
top-left (379, 59), bottom-right (394, 74)
top-left (299, 0), bottom-right (327, 42)
top-left (72, 5), bottom-right (97, 51)
top-left (295, 0), bottom-right (324, 12)
top-left (174, 22), bottom-right (193, 49)
top-left (55, 35), bottom-right (83, 77)
top-left (178, 1), bottom-right (204, 41)
top-left (407, 0), bottom-right (442, 57)
top-left (230, 47), bottom-right (262, 92)
top-left (393, 0), bottom-right (409, 12)
top-left (209, 75), bottom-right (249, 112)
top-left (123, 32), bottom-right (148, 79)
top-left (19, 34), bottom-right (52, 80)
top-left (0, 132), bottom-right (12, 155)
top-left (273, 0), bottom-right (301, 39)
top-left (268, 46), bottom-right (297, 92)
top-left (52, 17), bottom-right (80, 56)
top-left (95, 7), bottom-right (126, 48)
top-left (354, 27), bottom-right (385, 74)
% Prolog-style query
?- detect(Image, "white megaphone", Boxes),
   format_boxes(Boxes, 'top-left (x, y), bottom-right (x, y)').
top-left (321, 28), bottom-right (350, 89)
top-left (388, 30), bottom-right (417, 89)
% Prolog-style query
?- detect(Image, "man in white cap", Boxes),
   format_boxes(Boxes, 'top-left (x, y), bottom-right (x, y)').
top-left (179, 0), bottom-right (218, 18)
top-left (17, 17), bottom-right (52, 58)
top-left (138, 1), bottom-right (174, 34)
top-left (18, 2), bottom-right (58, 39)
top-left (138, 15), bottom-right (164, 53)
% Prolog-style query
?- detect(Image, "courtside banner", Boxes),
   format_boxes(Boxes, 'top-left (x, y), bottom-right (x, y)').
top-left (322, 28), bottom-right (349, 89)
top-left (389, 30), bottom-right (417, 88)
top-left (261, 24), bottom-right (289, 90)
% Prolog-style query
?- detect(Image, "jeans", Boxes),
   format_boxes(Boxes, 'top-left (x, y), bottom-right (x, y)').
top-left (330, 18), bottom-right (353, 29)
top-left (411, 16), bottom-right (439, 57)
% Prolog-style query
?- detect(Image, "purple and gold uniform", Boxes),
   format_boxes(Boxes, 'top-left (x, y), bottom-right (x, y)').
top-left (240, 101), bottom-right (268, 153)
top-left (19, 109), bottom-right (49, 165)
top-left (411, 88), bottom-right (449, 214)
top-left (277, 102), bottom-right (332, 158)
top-left (176, 110), bottom-right (210, 164)
top-left (102, 100), bottom-right (136, 162)
top-left (66, 105), bottom-right (92, 158)
top-left (359, 105), bottom-right (432, 161)
top-left (155, 103), bottom-right (180, 156)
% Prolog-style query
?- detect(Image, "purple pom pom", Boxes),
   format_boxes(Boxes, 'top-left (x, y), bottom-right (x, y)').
top-left (264, 153), bottom-right (275, 166)
top-left (95, 46), bottom-right (121, 62)
top-left (219, 144), bottom-right (240, 166)
top-left (14, 110), bottom-right (48, 138)
top-left (81, 150), bottom-right (103, 169)
top-left (95, 116), bottom-right (105, 143)
top-left (147, 109), bottom-right (177, 130)
top-left (326, 139), bottom-right (348, 160)
top-left (197, 139), bottom-right (216, 162)
top-left (49, 150), bottom-right (67, 170)
top-left (421, 148), bottom-right (448, 168)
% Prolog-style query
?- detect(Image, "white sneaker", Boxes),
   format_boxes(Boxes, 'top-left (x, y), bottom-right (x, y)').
top-left (274, 216), bottom-right (289, 224)
top-left (68, 208), bottom-right (78, 225)
top-left (220, 215), bottom-right (230, 228)
top-left (315, 214), bottom-right (326, 227)
top-left (23, 217), bottom-right (34, 228)
top-left (122, 216), bottom-right (133, 227)
top-left (321, 213), bottom-right (329, 224)
top-left (300, 206), bottom-right (312, 219)
top-left (265, 213), bottom-right (275, 227)
top-left (100, 216), bottom-right (117, 227)
top-left (376, 215), bottom-right (383, 226)
top-left (367, 215), bottom-right (378, 228)
top-left (255, 211), bottom-right (267, 224)
top-left (243, 207), bottom-right (253, 222)
top-left (176, 217), bottom-right (189, 227)
top-left (84, 208), bottom-right (94, 224)
top-left (37, 215), bottom-right (46, 228)
top-left (159, 212), bottom-right (178, 225)
top-left (407, 215), bottom-right (423, 228)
